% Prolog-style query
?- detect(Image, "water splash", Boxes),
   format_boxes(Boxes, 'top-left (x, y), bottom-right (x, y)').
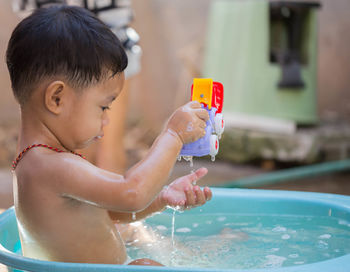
top-left (171, 209), bottom-right (176, 248)
top-left (182, 156), bottom-right (194, 168)
top-left (132, 212), bottom-right (136, 221)
top-left (171, 209), bottom-right (177, 265)
top-left (191, 169), bottom-right (197, 185)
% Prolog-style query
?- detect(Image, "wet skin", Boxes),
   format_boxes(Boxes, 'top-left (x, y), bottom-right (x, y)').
top-left (13, 72), bottom-right (211, 265)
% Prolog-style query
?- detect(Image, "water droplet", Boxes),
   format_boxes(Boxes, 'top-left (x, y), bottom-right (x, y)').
top-left (132, 212), bottom-right (136, 221)
top-left (190, 169), bottom-right (197, 185)
top-left (211, 156), bottom-right (215, 162)
top-left (183, 156), bottom-right (194, 168)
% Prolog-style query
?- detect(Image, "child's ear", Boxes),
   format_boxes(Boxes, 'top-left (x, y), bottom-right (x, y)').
top-left (44, 81), bottom-right (66, 114)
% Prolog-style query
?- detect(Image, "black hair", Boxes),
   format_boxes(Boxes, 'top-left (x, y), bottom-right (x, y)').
top-left (6, 5), bottom-right (128, 105)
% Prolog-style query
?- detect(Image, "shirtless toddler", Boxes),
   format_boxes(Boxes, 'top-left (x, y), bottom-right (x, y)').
top-left (6, 5), bottom-right (211, 266)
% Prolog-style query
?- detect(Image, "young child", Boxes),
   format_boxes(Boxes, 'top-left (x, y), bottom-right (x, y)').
top-left (6, 5), bottom-right (212, 266)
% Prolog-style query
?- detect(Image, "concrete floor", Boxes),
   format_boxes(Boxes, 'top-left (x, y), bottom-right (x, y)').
top-left (170, 160), bottom-right (350, 195)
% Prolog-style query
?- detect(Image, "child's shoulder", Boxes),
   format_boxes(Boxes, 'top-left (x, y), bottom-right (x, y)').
top-left (15, 145), bottom-right (124, 206)
top-left (16, 147), bottom-right (86, 184)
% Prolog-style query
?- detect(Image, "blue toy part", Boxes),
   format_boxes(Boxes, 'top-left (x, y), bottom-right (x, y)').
top-left (180, 107), bottom-right (217, 157)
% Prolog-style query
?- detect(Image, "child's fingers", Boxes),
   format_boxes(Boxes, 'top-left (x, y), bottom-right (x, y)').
top-left (194, 108), bottom-right (209, 121)
top-left (199, 121), bottom-right (207, 129)
top-left (185, 187), bottom-right (196, 206)
top-left (204, 187), bottom-right (212, 201)
top-left (194, 186), bottom-right (206, 205)
top-left (188, 167), bottom-right (208, 184)
top-left (177, 200), bottom-right (186, 206)
top-left (188, 101), bottom-right (201, 109)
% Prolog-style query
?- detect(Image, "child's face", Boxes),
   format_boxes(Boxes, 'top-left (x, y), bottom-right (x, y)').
top-left (62, 72), bottom-right (125, 150)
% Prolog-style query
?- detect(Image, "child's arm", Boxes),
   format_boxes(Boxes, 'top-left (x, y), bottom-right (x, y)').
top-left (108, 168), bottom-right (212, 223)
top-left (54, 101), bottom-right (209, 212)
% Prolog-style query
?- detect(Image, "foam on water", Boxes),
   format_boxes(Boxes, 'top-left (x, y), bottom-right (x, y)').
top-left (176, 227), bottom-right (191, 233)
top-left (126, 213), bottom-right (350, 269)
top-left (281, 234), bottom-right (291, 240)
top-left (264, 255), bottom-right (287, 268)
top-left (216, 216), bottom-right (226, 222)
top-left (319, 234), bottom-right (331, 239)
top-left (156, 225), bottom-right (167, 231)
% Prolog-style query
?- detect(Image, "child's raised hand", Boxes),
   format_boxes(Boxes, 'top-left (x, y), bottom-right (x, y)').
top-left (160, 167), bottom-right (212, 210)
top-left (166, 101), bottom-right (209, 144)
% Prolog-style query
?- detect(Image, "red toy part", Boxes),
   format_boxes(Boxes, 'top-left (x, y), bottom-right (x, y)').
top-left (212, 82), bottom-right (224, 114)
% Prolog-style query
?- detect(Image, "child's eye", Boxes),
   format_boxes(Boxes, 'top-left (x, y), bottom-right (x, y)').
top-left (101, 106), bottom-right (110, 112)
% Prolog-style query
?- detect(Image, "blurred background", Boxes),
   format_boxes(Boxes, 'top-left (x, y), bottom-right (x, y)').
top-left (1, 0), bottom-right (350, 211)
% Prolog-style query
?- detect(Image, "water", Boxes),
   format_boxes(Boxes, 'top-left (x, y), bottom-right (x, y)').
top-left (171, 209), bottom-right (177, 265)
top-left (126, 212), bottom-right (350, 269)
top-left (178, 155), bottom-right (216, 164)
top-left (171, 209), bottom-right (176, 249)
top-left (182, 156), bottom-right (193, 168)
top-left (191, 169), bottom-right (196, 185)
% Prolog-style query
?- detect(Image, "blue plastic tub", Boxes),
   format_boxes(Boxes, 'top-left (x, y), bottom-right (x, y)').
top-left (1, 188), bottom-right (350, 272)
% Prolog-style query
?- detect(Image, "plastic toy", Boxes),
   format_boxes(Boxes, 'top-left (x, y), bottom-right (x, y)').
top-left (179, 78), bottom-right (224, 160)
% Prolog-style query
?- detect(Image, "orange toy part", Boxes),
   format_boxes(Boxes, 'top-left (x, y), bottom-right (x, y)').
top-left (191, 78), bottom-right (213, 110)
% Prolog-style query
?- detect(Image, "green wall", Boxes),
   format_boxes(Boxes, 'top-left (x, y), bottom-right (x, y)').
top-left (203, 0), bottom-right (319, 124)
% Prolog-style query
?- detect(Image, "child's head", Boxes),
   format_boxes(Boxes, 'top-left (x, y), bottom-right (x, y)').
top-left (6, 5), bottom-right (128, 106)
top-left (6, 5), bottom-right (128, 150)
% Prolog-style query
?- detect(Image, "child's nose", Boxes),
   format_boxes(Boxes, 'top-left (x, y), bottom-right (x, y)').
top-left (102, 113), bottom-right (109, 127)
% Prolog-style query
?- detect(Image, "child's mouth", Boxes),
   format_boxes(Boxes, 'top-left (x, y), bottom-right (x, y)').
top-left (94, 134), bottom-right (104, 140)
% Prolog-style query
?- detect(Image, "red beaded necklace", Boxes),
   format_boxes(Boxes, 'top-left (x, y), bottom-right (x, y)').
top-left (12, 143), bottom-right (86, 170)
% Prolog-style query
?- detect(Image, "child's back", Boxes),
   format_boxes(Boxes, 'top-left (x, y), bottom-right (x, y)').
top-left (14, 148), bottom-right (128, 263)
top-left (7, 5), bottom-right (211, 265)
